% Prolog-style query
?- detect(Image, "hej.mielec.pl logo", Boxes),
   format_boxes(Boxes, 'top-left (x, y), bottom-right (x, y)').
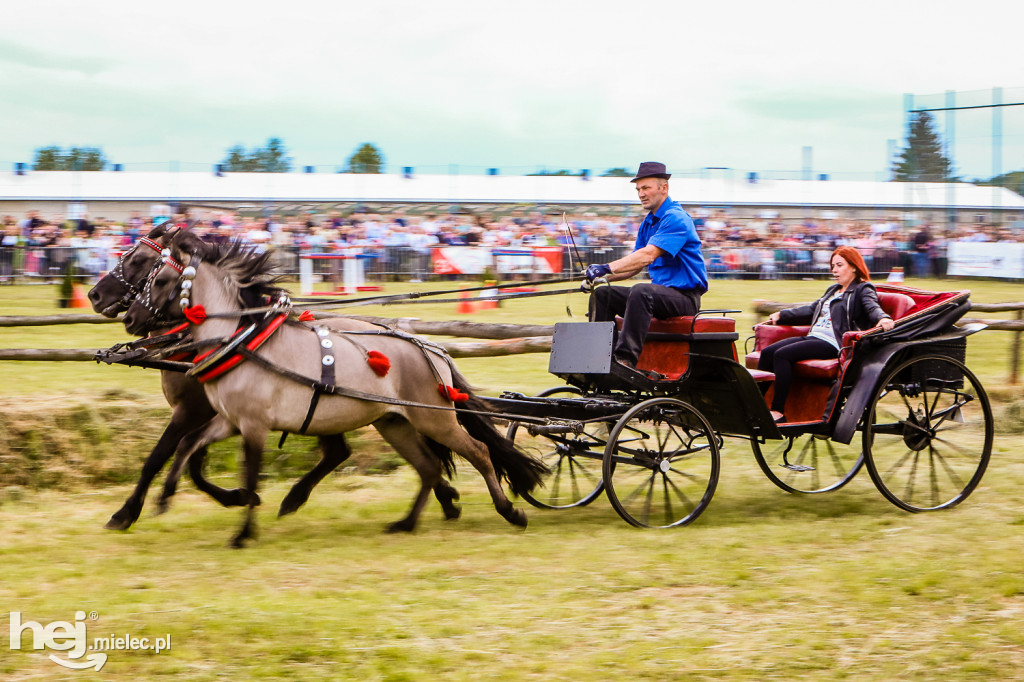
top-left (9, 610), bottom-right (172, 672)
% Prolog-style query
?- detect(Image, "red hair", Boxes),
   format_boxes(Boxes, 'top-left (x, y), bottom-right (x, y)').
top-left (831, 246), bottom-right (870, 282)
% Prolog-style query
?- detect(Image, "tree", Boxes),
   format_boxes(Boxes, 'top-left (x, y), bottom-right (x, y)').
top-left (977, 170), bottom-right (1024, 198)
top-left (33, 147), bottom-right (63, 170)
top-left (892, 111), bottom-right (956, 182)
top-left (32, 146), bottom-right (108, 170)
top-left (220, 138), bottom-right (292, 172)
top-left (601, 168), bottom-right (632, 178)
top-left (347, 143), bottom-right (384, 173)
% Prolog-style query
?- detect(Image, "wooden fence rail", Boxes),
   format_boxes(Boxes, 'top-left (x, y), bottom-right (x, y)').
top-left (2, 303), bottom-right (1022, 382)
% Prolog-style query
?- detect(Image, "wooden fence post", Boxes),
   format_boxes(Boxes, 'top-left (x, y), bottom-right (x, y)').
top-left (1011, 309), bottom-right (1022, 385)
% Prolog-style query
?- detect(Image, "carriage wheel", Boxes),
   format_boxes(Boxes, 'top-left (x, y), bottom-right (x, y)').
top-left (506, 387), bottom-right (607, 509)
top-left (602, 398), bottom-right (720, 528)
top-left (863, 354), bottom-right (993, 512)
top-left (751, 433), bottom-right (864, 494)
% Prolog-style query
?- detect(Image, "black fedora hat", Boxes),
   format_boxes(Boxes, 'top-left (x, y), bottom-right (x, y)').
top-left (630, 161), bottom-right (671, 183)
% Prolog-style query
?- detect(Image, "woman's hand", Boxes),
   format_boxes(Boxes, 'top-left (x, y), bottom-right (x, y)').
top-left (766, 312), bottom-right (781, 325)
top-left (879, 317), bottom-right (895, 331)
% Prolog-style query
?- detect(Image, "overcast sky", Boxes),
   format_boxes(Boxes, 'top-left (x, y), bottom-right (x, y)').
top-left (2, 0), bottom-right (1022, 180)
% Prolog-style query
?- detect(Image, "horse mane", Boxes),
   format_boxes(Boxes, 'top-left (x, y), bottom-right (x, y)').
top-left (173, 231), bottom-right (286, 304)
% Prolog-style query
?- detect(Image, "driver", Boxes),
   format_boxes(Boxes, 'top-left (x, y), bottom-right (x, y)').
top-left (583, 162), bottom-right (708, 370)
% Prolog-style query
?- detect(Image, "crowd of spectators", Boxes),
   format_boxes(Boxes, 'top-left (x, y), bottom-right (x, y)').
top-left (1, 206), bottom-right (1022, 283)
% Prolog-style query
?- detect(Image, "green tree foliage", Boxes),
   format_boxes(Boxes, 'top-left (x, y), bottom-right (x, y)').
top-left (32, 146), bottom-right (108, 171)
top-left (977, 170), bottom-right (1024, 197)
top-left (220, 137), bottom-right (292, 172)
top-left (892, 111), bottom-right (956, 182)
top-left (347, 143), bottom-right (384, 173)
top-left (601, 168), bottom-right (632, 177)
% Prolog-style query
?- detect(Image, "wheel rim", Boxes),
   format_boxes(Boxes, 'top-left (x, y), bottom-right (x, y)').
top-left (602, 398), bottom-right (719, 528)
top-left (752, 433), bottom-right (864, 494)
top-left (507, 387), bottom-right (607, 509)
top-left (864, 354), bottom-right (993, 512)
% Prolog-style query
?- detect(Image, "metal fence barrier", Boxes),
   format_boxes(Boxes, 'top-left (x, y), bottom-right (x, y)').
top-left (0, 244), bottom-right (947, 284)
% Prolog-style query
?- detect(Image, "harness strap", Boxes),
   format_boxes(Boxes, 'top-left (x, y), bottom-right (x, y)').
top-left (235, 346), bottom-right (553, 425)
top-left (298, 326), bottom-right (337, 436)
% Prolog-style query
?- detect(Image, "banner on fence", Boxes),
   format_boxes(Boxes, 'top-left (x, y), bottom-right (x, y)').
top-left (432, 246), bottom-right (565, 275)
top-left (947, 242), bottom-right (1024, 279)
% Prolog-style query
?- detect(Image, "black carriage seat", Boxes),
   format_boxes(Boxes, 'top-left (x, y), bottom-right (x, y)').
top-left (744, 291), bottom-right (917, 380)
top-left (614, 313), bottom-right (739, 381)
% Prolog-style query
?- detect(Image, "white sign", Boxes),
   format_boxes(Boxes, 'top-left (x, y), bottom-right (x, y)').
top-left (947, 241), bottom-right (1024, 279)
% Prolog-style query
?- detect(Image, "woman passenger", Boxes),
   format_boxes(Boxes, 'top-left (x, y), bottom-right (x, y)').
top-left (758, 246), bottom-right (895, 423)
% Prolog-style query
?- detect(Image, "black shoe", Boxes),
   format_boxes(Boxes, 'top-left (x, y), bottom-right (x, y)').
top-left (613, 354), bottom-right (637, 370)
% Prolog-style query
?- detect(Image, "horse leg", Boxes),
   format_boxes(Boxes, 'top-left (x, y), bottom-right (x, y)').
top-left (157, 443), bottom-right (250, 514)
top-left (419, 421), bottom-right (528, 528)
top-left (232, 423), bottom-right (268, 548)
top-left (433, 478), bottom-right (462, 521)
top-left (278, 434), bottom-right (351, 517)
top-left (422, 436), bottom-right (462, 520)
top-left (106, 414), bottom-right (199, 531)
top-left (373, 415), bottom-right (441, 533)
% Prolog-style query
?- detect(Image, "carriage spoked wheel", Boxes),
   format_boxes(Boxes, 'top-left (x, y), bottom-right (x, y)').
top-left (602, 397), bottom-right (720, 528)
top-left (751, 433), bottom-right (864, 494)
top-left (863, 354), bottom-right (993, 512)
top-left (506, 386), bottom-right (608, 509)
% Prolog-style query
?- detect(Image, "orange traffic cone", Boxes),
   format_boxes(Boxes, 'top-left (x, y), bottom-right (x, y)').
top-left (456, 291), bottom-right (477, 314)
top-left (70, 283), bottom-right (90, 308)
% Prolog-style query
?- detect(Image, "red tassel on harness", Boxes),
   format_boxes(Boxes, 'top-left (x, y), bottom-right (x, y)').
top-left (183, 304), bottom-right (207, 325)
top-left (438, 382), bottom-right (469, 402)
top-left (367, 350), bottom-right (391, 377)
top-left (298, 310), bottom-right (315, 322)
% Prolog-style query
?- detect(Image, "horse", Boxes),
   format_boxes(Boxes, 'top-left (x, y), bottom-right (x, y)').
top-left (120, 229), bottom-right (545, 546)
top-left (88, 225), bottom-right (461, 530)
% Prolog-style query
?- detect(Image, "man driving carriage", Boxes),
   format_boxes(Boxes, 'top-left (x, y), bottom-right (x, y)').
top-left (583, 162), bottom-right (709, 369)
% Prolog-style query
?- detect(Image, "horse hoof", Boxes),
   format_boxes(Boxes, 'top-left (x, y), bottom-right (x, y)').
top-left (443, 505), bottom-right (462, 521)
top-left (386, 520), bottom-right (416, 533)
top-left (154, 501), bottom-right (171, 516)
top-left (277, 493), bottom-right (308, 518)
top-left (104, 515), bottom-right (134, 531)
top-left (506, 508), bottom-right (528, 528)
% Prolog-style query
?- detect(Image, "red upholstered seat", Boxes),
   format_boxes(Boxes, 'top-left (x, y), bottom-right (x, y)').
top-left (743, 290), bottom-right (917, 378)
top-left (615, 314), bottom-right (738, 380)
top-left (646, 316), bottom-right (736, 335)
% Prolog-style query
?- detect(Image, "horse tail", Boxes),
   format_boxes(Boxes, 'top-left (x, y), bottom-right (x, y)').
top-left (423, 436), bottom-right (457, 478)
top-left (450, 368), bottom-right (548, 496)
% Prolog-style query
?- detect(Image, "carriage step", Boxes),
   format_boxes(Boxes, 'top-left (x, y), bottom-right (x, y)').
top-left (782, 463), bottom-right (815, 472)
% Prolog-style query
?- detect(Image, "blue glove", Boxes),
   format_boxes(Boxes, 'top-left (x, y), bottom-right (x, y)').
top-left (585, 263), bottom-right (612, 281)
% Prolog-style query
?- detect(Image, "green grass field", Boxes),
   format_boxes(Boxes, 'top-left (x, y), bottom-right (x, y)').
top-left (1, 276), bottom-right (1023, 679)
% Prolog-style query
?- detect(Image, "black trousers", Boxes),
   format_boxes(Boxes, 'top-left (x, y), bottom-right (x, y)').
top-left (588, 282), bottom-right (701, 365)
top-left (756, 336), bottom-right (838, 413)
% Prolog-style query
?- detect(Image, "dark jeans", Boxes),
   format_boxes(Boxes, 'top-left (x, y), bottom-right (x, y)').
top-left (588, 282), bottom-right (701, 365)
top-left (757, 336), bottom-right (838, 413)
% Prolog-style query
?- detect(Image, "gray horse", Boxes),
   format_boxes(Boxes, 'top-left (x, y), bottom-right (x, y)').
top-left (121, 230), bottom-right (546, 546)
top-left (89, 225), bottom-right (462, 529)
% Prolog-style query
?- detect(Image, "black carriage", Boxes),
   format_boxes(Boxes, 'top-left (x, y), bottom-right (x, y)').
top-left (487, 284), bottom-right (993, 528)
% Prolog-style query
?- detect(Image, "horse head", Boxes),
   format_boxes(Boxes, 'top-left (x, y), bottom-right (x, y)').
top-left (88, 222), bottom-right (182, 317)
top-left (121, 228), bottom-right (203, 335)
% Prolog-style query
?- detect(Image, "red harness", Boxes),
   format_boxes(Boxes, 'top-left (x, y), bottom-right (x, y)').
top-left (189, 313), bottom-right (289, 383)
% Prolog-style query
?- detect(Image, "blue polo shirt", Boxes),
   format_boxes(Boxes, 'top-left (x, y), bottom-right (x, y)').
top-left (636, 196), bottom-right (708, 293)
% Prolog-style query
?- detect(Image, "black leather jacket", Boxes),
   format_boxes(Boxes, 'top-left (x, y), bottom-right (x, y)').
top-left (777, 281), bottom-right (891, 342)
